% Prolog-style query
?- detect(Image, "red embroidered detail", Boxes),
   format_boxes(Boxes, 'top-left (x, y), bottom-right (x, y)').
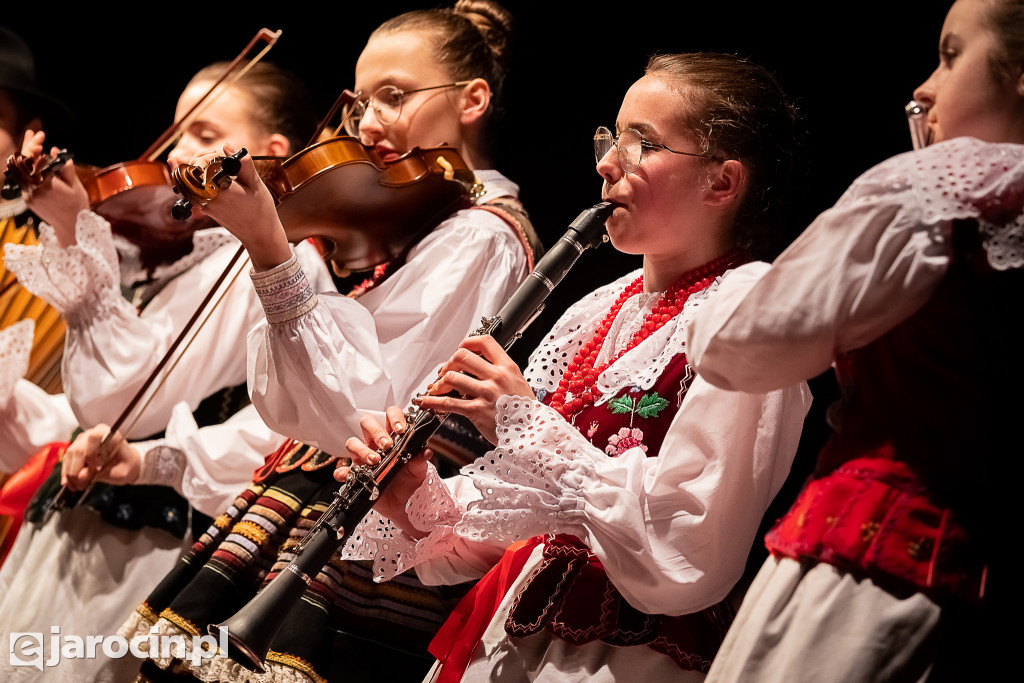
top-left (548, 249), bottom-right (745, 419)
top-left (504, 534), bottom-right (733, 672)
top-left (765, 447), bottom-right (988, 604)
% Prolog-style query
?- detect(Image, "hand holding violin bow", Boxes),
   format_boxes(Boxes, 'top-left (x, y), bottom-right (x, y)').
top-left (61, 424), bottom-right (142, 491)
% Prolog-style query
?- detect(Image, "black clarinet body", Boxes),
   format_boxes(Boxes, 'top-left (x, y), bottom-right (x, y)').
top-left (212, 201), bottom-right (613, 671)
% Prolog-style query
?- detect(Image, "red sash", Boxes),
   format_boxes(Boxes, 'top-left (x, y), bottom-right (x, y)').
top-left (428, 536), bottom-right (544, 683)
top-left (0, 442), bottom-right (66, 564)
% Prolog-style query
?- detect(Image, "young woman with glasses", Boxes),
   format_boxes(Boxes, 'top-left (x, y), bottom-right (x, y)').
top-left (74, 2), bottom-right (542, 681)
top-left (341, 52), bottom-right (812, 682)
top-left (686, 1), bottom-right (1022, 680)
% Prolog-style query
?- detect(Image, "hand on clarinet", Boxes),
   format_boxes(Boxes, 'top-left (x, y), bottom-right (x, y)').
top-left (413, 334), bottom-right (532, 445)
top-left (61, 424), bottom-right (141, 490)
top-left (19, 129), bottom-right (88, 247)
top-left (341, 406), bottom-right (431, 535)
top-left (185, 142), bottom-right (291, 271)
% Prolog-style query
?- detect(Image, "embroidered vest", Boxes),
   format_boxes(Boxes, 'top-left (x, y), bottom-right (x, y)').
top-left (766, 220), bottom-right (1021, 605)
top-left (501, 352), bottom-right (733, 673)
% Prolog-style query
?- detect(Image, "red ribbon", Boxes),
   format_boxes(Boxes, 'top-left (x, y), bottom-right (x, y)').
top-left (250, 438), bottom-right (297, 483)
top-left (0, 442), bottom-right (66, 517)
top-left (428, 536), bottom-right (544, 683)
top-left (0, 442), bottom-right (66, 565)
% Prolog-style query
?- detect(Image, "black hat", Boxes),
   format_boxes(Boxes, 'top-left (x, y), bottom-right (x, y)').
top-left (0, 26), bottom-right (75, 133)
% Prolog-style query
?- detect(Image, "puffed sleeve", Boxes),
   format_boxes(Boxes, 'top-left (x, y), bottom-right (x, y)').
top-left (366, 376), bottom-right (809, 615)
top-left (687, 137), bottom-right (1024, 392)
top-left (132, 403), bottom-right (286, 517)
top-left (4, 214), bottom-right (255, 438)
top-left (0, 320), bottom-right (77, 471)
top-left (5, 209), bottom-right (332, 440)
top-left (248, 209), bottom-right (529, 455)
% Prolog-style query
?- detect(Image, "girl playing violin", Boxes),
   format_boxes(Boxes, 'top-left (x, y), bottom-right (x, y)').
top-left (0, 60), bottom-right (333, 682)
top-left (342, 52), bottom-right (811, 682)
top-left (687, 0), bottom-right (1022, 680)
top-left (99, 2), bottom-right (541, 681)
top-left (0, 26), bottom-right (77, 556)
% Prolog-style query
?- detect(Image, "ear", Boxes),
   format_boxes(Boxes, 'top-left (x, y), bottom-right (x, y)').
top-left (265, 133), bottom-right (292, 157)
top-left (1016, 67), bottom-right (1024, 97)
top-left (703, 159), bottom-right (747, 209)
top-left (458, 78), bottom-right (492, 126)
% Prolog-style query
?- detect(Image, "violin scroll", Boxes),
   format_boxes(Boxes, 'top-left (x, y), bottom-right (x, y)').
top-left (171, 148), bottom-right (249, 220)
top-left (2, 149), bottom-right (74, 200)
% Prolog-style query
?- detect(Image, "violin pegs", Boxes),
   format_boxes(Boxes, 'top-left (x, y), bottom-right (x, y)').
top-left (171, 199), bottom-right (194, 221)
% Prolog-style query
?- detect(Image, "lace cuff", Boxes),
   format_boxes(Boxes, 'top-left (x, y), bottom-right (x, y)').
top-left (0, 319), bottom-right (32, 411)
top-left (454, 395), bottom-right (591, 546)
top-left (250, 252), bottom-right (317, 324)
top-left (2, 210), bottom-right (131, 323)
top-left (136, 444), bottom-right (187, 490)
top-left (340, 461), bottom-right (468, 582)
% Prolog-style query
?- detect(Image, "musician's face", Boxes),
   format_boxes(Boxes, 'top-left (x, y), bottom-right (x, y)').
top-left (913, 0), bottom-right (1024, 144)
top-left (597, 74), bottom-right (734, 267)
top-left (353, 30), bottom-right (465, 162)
top-left (166, 83), bottom-right (285, 169)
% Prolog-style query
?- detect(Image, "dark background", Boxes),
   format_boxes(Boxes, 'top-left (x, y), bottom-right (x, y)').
top-left (6, 3), bottom-right (946, 558)
top-left (7, 1), bottom-right (943, 330)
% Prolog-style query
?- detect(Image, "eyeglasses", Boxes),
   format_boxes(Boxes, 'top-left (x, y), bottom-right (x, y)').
top-left (341, 81), bottom-right (473, 136)
top-left (594, 126), bottom-right (720, 174)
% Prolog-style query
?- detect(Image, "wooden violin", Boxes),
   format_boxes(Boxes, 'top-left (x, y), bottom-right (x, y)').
top-left (172, 133), bottom-right (482, 273)
top-left (1, 28), bottom-right (281, 276)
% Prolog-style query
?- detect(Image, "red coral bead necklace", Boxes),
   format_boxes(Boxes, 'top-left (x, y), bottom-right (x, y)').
top-left (548, 248), bottom-right (746, 419)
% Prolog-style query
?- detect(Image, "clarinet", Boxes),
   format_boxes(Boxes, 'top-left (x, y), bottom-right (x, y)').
top-left (212, 201), bottom-right (613, 671)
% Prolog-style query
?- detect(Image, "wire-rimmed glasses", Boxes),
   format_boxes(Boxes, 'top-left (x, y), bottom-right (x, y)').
top-left (341, 81), bottom-right (474, 136)
top-left (594, 126), bottom-right (720, 173)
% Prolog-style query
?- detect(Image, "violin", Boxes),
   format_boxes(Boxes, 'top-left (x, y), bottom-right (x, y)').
top-left (1, 29), bottom-right (281, 276)
top-left (172, 133), bottom-right (482, 273)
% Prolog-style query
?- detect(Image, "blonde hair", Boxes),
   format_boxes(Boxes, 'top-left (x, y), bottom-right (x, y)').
top-left (187, 61), bottom-right (318, 152)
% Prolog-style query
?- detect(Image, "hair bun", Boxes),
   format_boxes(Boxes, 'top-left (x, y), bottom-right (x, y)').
top-left (454, 0), bottom-right (514, 70)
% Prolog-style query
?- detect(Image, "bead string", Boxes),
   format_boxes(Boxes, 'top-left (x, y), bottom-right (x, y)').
top-left (548, 248), bottom-right (746, 419)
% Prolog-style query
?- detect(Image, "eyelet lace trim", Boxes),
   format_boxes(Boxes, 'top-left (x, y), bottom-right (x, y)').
top-left (342, 396), bottom-right (600, 582)
top-left (0, 318), bottom-right (33, 411)
top-left (116, 229), bottom-right (236, 286)
top-left (523, 269), bottom-right (721, 403)
top-left (2, 210), bottom-right (133, 325)
top-left (845, 137), bottom-right (1024, 270)
top-left (340, 462), bottom-right (466, 582)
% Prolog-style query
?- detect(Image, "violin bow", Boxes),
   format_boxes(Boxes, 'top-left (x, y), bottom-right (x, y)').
top-left (140, 28), bottom-right (282, 163)
top-left (43, 245), bottom-right (251, 520)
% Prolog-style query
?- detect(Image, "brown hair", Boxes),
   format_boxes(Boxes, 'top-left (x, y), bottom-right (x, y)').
top-left (983, 0), bottom-right (1024, 84)
top-left (188, 60), bottom-right (318, 153)
top-left (370, 0), bottom-right (515, 117)
top-left (646, 52), bottom-right (803, 259)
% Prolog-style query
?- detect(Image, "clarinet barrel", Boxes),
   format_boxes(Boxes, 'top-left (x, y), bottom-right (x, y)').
top-left (211, 201), bottom-right (612, 670)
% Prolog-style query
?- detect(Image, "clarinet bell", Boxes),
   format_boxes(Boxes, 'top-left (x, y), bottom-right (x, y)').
top-left (209, 563), bottom-right (315, 671)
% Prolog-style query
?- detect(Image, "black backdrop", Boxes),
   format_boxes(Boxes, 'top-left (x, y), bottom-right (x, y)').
top-left (8, 2), bottom-right (943, 350)
top-left (7, 4), bottom-right (945, 538)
